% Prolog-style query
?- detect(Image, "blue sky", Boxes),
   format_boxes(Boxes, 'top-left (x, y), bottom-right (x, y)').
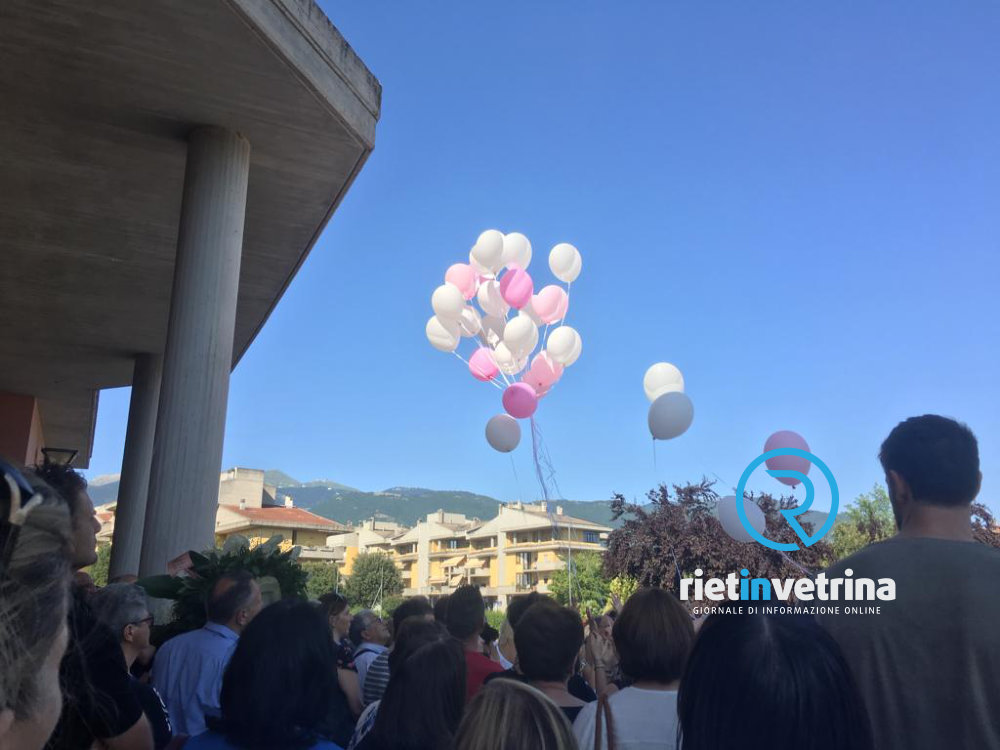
top-left (88, 3), bottom-right (1000, 513)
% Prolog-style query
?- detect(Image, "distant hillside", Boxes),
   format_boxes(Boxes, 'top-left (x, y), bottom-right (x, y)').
top-left (263, 470), bottom-right (300, 487)
top-left (303, 487), bottom-right (624, 529)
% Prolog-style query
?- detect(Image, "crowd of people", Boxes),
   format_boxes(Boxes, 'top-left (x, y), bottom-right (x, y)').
top-left (0, 414), bottom-right (998, 750)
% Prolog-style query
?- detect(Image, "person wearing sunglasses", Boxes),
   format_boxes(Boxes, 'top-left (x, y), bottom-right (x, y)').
top-left (91, 584), bottom-right (175, 749)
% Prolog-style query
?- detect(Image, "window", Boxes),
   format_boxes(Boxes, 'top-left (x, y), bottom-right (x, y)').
top-left (447, 539), bottom-right (459, 549)
top-left (519, 552), bottom-right (532, 568)
top-left (584, 531), bottom-right (600, 544)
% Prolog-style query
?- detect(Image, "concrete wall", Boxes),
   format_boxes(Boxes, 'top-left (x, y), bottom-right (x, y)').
top-left (0, 391), bottom-right (45, 466)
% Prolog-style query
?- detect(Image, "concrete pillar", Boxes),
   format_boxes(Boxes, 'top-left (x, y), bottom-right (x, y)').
top-left (108, 353), bottom-right (162, 579)
top-left (139, 127), bottom-right (250, 576)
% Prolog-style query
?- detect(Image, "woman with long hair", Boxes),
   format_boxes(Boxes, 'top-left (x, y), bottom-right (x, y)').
top-left (0, 459), bottom-right (72, 750)
top-left (354, 620), bottom-right (465, 750)
top-left (454, 679), bottom-right (578, 750)
top-left (186, 599), bottom-right (348, 749)
top-left (318, 592), bottom-right (363, 717)
top-left (677, 613), bottom-right (874, 750)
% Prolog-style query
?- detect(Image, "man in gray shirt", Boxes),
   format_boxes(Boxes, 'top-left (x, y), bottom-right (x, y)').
top-left (819, 415), bottom-right (1000, 750)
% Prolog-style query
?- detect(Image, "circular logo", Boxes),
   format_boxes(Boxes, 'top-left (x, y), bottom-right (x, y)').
top-left (733, 448), bottom-right (839, 551)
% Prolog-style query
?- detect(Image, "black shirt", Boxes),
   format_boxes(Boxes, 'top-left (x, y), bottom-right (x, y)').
top-left (133, 678), bottom-right (172, 750)
top-left (45, 593), bottom-right (144, 749)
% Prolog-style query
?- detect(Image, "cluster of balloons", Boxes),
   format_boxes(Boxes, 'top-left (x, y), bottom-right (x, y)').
top-left (717, 429), bottom-right (812, 543)
top-left (644, 362), bottom-right (694, 440)
top-left (426, 230), bottom-right (584, 453)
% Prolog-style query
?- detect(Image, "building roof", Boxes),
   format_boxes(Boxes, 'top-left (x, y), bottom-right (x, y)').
top-left (219, 505), bottom-right (347, 533)
top-left (0, 0), bottom-right (379, 465)
top-left (468, 505), bottom-right (611, 539)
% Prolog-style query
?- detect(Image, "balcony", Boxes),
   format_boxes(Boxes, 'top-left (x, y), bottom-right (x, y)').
top-left (533, 559), bottom-right (565, 572)
top-left (394, 552), bottom-right (419, 562)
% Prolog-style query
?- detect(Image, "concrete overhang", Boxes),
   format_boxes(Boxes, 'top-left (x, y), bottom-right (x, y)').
top-left (0, 0), bottom-right (380, 466)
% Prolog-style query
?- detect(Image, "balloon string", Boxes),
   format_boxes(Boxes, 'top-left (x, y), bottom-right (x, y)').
top-left (509, 454), bottom-right (524, 503)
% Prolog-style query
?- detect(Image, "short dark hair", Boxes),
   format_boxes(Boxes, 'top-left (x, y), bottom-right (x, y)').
top-left (613, 588), bottom-right (693, 683)
top-left (392, 596), bottom-right (432, 635)
top-left (446, 585), bottom-right (486, 640)
top-left (29, 463), bottom-right (88, 521)
top-left (879, 415), bottom-right (980, 506)
top-left (388, 619), bottom-right (452, 676)
top-left (214, 600), bottom-right (342, 748)
top-left (433, 595), bottom-right (450, 624)
top-left (514, 601), bottom-right (583, 682)
top-left (206, 571), bottom-right (257, 624)
top-left (505, 592), bottom-right (546, 631)
top-left (678, 614), bottom-right (874, 750)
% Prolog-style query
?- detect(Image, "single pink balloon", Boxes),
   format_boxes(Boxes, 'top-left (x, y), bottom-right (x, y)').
top-left (445, 263), bottom-right (478, 300)
top-left (532, 285), bottom-right (569, 324)
top-left (764, 430), bottom-right (811, 486)
top-left (499, 264), bottom-right (534, 310)
top-left (469, 347), bottom-right (499, 382)
top-left (502, 382), bottom-right (538, 419)
top-left (523, 352), bottom-right (564, 396)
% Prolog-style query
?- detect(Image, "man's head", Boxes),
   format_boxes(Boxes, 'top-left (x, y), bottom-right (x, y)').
top-left (506, 592), bottom-right (545, 632)
top-left (349, 610), bottom-right (390, 646)
top-left (206, 571), bottom-right (262, 633)
top-left (433, 595), bottom-right (450, 624)
top-left (30, 463), bottom-right (99, 570)
top-left (514, 601), bottom-right (584, 683)
top-left (880, 415), bottom-right (981, 525)
top-left (391, 596), bottom-right (433, 639)
top-left (446, 585), bottom-right (486, 641)
top-left (90, 583), bottom-right (154, 654)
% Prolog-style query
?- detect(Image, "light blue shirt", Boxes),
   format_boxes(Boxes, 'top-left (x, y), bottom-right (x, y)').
top-left (152, 622), bottom-right (240, 737)
top-left (352, 642), bottom-right (388, 695)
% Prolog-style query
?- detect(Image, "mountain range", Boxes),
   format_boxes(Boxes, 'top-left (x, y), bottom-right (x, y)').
top-left (88, 471), bottom-right (624, 528)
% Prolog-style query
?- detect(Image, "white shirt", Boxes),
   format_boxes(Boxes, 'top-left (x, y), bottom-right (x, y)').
top-left (573, 687), bottom-right (680, 750)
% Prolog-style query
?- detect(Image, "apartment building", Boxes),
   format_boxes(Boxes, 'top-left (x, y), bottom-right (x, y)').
top-left (391, 502), bottom-right (610, 609)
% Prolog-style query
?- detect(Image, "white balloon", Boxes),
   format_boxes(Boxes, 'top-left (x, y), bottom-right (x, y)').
top-left (471, 229), bottom-right (504, 273)
top-left (549, 243), bottom-right (582, 283)
top-left (477, 280), bottom-right (509, 317)
top-left (643, 362), bottom-right (685, 402)
top-left (425, 315), bottom-right (460, 353)
top-left (480, 315), bottom-right (506, 347)
top-left (486, 414), bottom-right (521, 453)
top-left (647, 391), bottom-right (694, 440)
top-left (431, 283), bottom-right (465, 321)
top-left (503, 315), bottom-right (538, 358)
top-left (546, 326), bottom-right (581, 366)
top-left (520, 297), bottom-right (543, 326)
top-left (458, 306), bottom-right (482, 337)
top-left (502, 232), bottom-right (533, 269)
top-left (717, 495), bottom-right (767, 543)
top-left (494, 343), bottom-right (528, 375)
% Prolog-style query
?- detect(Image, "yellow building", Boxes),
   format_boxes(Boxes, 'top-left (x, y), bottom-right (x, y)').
top-left (214, 468), bottom-right (346, 558)
top-left (324, 518), bottom-right (407, 575)
top-left (392, 502), bottom-right (610, 609)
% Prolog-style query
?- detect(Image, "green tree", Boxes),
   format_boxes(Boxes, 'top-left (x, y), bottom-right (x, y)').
top-left (608, 575), bottom-right (639, 611)
top-left (550, 551), bottom-right (610, 613)
top-left (830, 484), bottom-right (895, 561)
top-left (86, 544), bottom-right (112, 587)
top-left (300, 561), bottom-right (342, 599)
top-left (344, 552), bottom-right (402, 610)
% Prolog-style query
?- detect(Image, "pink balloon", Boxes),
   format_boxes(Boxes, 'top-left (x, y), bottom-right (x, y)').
top-left (522, 352), bottom-right (564, 396)
top-left (502, 382), bottom-right (538, 419)
top-left (532, 285), bottom-right (569, 324)
top-left (445, 263), bottom-right (478, 300)
top-left (499, 264), bottom-right (534, 310)
top-left (764, 430), bottom-right (811, 486)
top-left (469, 347), bottom-right (499, 382)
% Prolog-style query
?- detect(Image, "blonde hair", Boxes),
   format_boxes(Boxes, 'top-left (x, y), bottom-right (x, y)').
top-left (454, 679), bottom-right (578, 750)
top-left (0, 477), bottom-right (72, 718)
